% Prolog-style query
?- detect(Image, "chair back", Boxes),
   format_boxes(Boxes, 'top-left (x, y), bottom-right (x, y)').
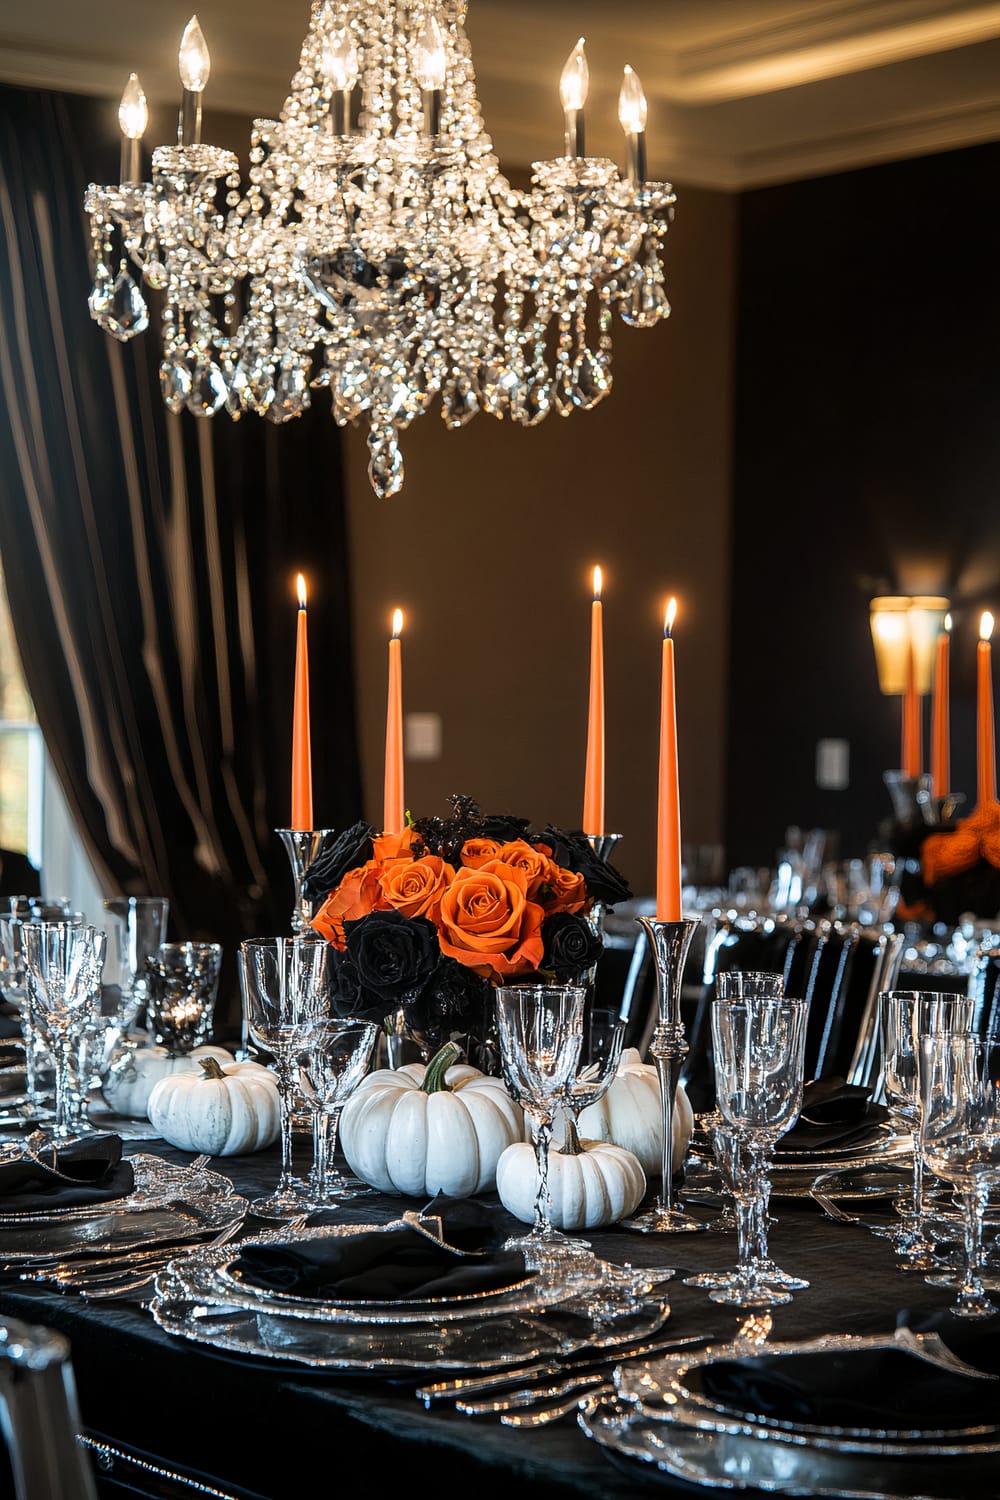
top-left (0, 1318), bottom-right (96, 1500)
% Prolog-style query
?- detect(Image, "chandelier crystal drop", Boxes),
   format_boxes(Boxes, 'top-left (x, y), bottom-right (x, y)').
top-left (85, 3), bottom-right (676, 498)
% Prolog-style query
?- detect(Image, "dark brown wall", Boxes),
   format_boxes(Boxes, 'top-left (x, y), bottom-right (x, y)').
top-left (343, 184), bottom-right (738, 899)
top-left (726, 141), bottom-right (1000, 870)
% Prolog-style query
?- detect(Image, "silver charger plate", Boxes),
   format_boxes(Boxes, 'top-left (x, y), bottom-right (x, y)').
top-left (578, 1391), bottom-right (1000, 1500)
top-left (0, 1155), bottom-right (246, 1258)
top-left (150, 1228), bottom-right (672, 1373)
top-left (621, 1333), bottom-right (1000, 1448)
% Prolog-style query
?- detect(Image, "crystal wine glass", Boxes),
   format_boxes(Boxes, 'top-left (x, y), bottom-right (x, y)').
top-left (0, 913), bottom-right (56, 1121)
top-left (920, 1034), bottom-right (1000, 1318)
top-left (557, 1007), bottom-right (627, 1251)
top-left (494, 983), bottom-right (586, 1264)
top-left (102, 897), bottom-right (170, 1029)
top-left (709, 996), bottom-right (808, 1307)
top-left (296, 1018), bottom-right (379, 1208)
top-left (21, 922), bottom-right (107, 1142)
top-left (878, 990), bottom-right (974, 1267)
top-left (238, 937), bottom-right (334, 1220)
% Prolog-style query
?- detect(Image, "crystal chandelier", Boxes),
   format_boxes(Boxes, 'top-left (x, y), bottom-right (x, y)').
top-left (85, 4), bottom-right (676, 498)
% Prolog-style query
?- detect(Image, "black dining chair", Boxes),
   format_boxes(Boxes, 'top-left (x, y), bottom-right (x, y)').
top-left (0, 1316), bottom-right (97, 1500)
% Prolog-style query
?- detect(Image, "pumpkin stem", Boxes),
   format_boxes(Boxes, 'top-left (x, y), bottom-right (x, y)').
top-left (421, 1041), bottom-right (461, 1094)
top-left (560, 1113), bottom-right (585, 1156)
top-left (198, 1057), bottom-right (229, 1080)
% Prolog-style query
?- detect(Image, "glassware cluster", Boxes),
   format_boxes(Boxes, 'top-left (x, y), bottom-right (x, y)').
top-left (83, 4), bottom-right (676, 499)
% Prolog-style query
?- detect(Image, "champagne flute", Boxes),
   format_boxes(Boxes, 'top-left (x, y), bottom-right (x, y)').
top-left (709, 996), bottom-right (808, 1307)
top-left (558, 1007), bottom-right (627, 1251)
top-left (21, 922), bottom-right (107, 1142)
top-left (296, 1017), bottom-right (379, 1207)
top-left (494, 983), bottom-right (585, 1264)
top-left (920, 1034), bottom-right (1000, 1318)
top-left (878, 990), bottom-right (973, 1267)
top-left (238, 937), bottom-right (333, 1219)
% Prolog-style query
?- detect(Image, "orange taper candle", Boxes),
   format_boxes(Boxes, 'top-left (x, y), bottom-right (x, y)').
top-left (582, 565), bottom-right (605, 836)
top-left (383, 609), bottom-right (405, 834)
top-left (901, 639), bottom-right (922, 780)
top-left (656, 598), bottom-right (682, 922)
top-left (977, 611), bottom-right (996, 807)
top-left (291, 573), bottom-right (313, 829)
top-left (930, 619), bottom-right (951, 800)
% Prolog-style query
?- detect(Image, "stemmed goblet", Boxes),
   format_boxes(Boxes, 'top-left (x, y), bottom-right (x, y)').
top-left (495, 983), bottom-right (586, 1264)
top-left (296, 1018), bottom-right (379, 1208)
top-left (920, 1034), bottom-right (1000, 1318)
top-left (20, 921), bottom-right (107, 1142)
top-left (709, 996), bottom-right (808, 1307)
top-left (878, 991), bottom-right (974, 1267)
top-left (238, 937), bottom-right (334, 1220)
top-left (557, 1007), bottom-right (627, 1251)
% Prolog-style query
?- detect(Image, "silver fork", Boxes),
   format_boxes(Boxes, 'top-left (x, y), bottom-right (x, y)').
top-left (80, 1217), bottom-right (249, 1300)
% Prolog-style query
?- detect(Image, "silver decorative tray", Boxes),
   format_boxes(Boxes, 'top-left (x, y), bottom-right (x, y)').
top-left (0, 1155), bottom-right (246, 1258)
top-left (579, 1390), bottom-right (1000, 1499)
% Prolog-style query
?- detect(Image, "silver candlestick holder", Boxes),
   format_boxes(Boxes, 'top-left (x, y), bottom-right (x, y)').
top-left (584, 833), bottom-right (624, 947)
top-left (275, 829), bottom-right (333, 937)
top-left (623, 913), bottom-right (706, 1234)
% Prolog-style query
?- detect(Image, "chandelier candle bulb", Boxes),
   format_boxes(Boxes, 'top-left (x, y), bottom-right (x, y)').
top-left (931, 617), bottom-right (951, 800)
top-left (560, 37), bottom-right (589, 158)
top-left (118, 73), bottom-right (147, 185)
top-left (177, 15), bottom-right (210, 147)
top-left (414, 13), bottom-right (447, 136)
top-left (291, 574), bottom-right (313, 831)
top-left (583, 566), bottom-right (605, 837)
top-left (901, 640), bottom-right (922, 780)
top-left (321, 28), bottom-right (359, 135)
top-left (618, 66), bottom-right (647, 188)
top-left (978, 612), bottom-right (996, 807)
top-left (384, 609), bottom-right (405, 835)
top-left (656, 599), bottom-right (682, 923)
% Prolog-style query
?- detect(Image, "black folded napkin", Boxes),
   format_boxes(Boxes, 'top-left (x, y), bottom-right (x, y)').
top-left (778, 1076), bottom-right (889, 1154)
top-left (0, 1134), bottom-right (134, 1215)
top-left (698, 1342), bottom-right (999, 1432)
top-left (235, 1199), bottom-right (530, 1302)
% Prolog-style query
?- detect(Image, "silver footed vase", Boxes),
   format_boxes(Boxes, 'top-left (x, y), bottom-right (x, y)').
top-left (623, 915), bottom-right (706, 1234)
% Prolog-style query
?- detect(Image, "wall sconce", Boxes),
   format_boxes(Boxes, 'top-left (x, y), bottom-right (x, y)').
top-left (870, 595), bottom-right (949, 694)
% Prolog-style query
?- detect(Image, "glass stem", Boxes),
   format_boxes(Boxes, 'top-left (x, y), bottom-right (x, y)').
top-left (910, 1133), bottom-right (924, 1228)
top-left (314, 1111), bottom-right (330, 1200)
top-left (275, 1056), bottom-right (296, 1193)
top-left (532, 1111), bottom-right (554, 1236)
top-left (52, 1030), bottom-right (73, 1139)
top-left (958, 1187), bottom-right (987, 1308)
top-left (737, 1141), bottom-right (768, 1288)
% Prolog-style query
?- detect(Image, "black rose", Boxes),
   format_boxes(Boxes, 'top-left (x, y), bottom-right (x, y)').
top-left (479, 813), bottom-right (532, 844)
top-left (343, 911), bottom-right (440, 1001)
top-left (540, 912), bottom-right (603, 981)
top-left (327, 950), bottom-right (386, 1025)
top-left (407, 957), bottom-right (491, 1034)
top-left (532, 824), bottom-right (633, 907)
top-left (301, 822), bottom-right (376, 902)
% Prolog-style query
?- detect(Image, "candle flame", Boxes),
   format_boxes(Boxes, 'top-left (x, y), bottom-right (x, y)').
top-left (945, 613), bottom-right (953, 633)
top-left (296, 573), bottom-right (307, 608)
top-left (392, 608), bottom-right (404, 638)
top-left (981, 611), bottom-right (995, 642)
top-left (664, 597), bottom-right (677, 637)
top-left (592, 565), bottom-right (602, 600)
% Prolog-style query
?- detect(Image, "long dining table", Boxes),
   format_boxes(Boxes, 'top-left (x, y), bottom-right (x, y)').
top-left (0, 1134), bottom-right (981, 1500)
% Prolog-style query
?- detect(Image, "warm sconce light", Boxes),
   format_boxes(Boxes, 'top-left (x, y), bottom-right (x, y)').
top-left (870, 595), bottom-right (949, 695)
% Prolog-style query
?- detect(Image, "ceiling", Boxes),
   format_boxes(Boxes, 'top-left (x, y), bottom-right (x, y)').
top-left (1, 0), bottom-right (999, 188)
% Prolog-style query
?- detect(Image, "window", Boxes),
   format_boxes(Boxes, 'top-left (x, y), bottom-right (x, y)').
top-left (0, 561), bottom-right (42, 871)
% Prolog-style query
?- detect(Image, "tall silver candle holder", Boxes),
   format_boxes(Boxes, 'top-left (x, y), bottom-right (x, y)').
top-left (623, 913), bottom-right (706, 1234)
top-left (584, 833), bottom-right (623, 946)
top-left (275, 829), bottom-right (332, 937)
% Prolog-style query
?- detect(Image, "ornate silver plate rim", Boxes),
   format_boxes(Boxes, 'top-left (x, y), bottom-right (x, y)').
top-left (578, 1390), bottom-right (998, 1499)
top-left (614, 1333), bottom-right (1000, 1452)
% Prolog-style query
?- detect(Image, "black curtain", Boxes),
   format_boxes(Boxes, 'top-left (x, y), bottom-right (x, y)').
top-left (0, 86), bottom-right (362, 1021)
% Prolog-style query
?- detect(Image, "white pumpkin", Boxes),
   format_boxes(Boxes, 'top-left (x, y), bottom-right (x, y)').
top-left (576, 1047), bottom-right (694, 1177)
top-left (101, 1043), bottom-right (234, 1119)
top-left (340, 1042), bottom-right (524, 1197)
top-left (147, 1055), bottom-right (280, 1155)
top-left (496, 1137), bottom-right (646, 1230)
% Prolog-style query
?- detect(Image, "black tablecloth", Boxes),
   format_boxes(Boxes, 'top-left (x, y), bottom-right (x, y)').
top-left (0, 1136), bottom-right (968, 1500)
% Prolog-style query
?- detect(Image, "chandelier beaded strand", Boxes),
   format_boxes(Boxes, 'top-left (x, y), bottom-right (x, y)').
top-left (85, 2), bottom-right (676, 499)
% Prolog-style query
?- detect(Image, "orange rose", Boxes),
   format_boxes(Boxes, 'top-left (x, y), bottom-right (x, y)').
top-left (373, 828), bottom-right (420, 863)
top-left (311, 861), bottom-right (384, 948)
top-left (460, 838), bottom-right (504, 869)
top-left (495, 839), bottom-right (550, 899)
top-left (538, 860), bottom-right (588, 914)
top-left (436, 860), bottom-right (544, 979)
top-left (379, 855), bottom-right (455, 920)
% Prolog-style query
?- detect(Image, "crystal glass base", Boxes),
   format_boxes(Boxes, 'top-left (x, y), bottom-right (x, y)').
top-left (249, 1185), bottom-right (311, 1221)
top-left (623, 1205), bottom-right (707, 1235)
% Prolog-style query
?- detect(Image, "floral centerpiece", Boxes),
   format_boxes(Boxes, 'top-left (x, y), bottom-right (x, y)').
top-left (301, 796), bottom-right (631, 1064)
top-left (895, 799), bottom-right (1000, 927)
